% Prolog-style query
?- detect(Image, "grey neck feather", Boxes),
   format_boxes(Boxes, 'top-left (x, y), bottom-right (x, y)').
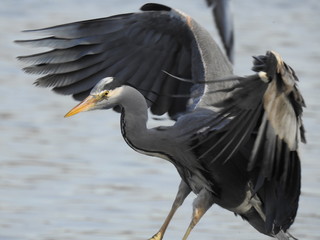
top-left (117, 86), bottom-right (215, 193)
top-left (118, 86), bottom-right (171, 159)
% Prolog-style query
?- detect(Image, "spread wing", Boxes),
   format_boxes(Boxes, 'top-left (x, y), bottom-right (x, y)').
top-left (196, 50), bottom-right (306, 233)
top-left (209, 51), bottom-right (305, 164)
top-left (16, 3), bottom-right (232, 119)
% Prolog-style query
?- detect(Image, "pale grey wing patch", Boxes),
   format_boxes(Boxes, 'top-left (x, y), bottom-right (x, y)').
top-left (16, 8), bottom-right (199, 118)
top-left (262, 51), bottom-right (306, 150)
top-left (264, 83), bottom-right (300, 150)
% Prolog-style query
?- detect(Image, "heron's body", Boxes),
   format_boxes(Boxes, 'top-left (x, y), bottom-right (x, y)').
top-left (116, 85), bottom-right (271, 236)
top-left (17, 3), bottom-right (305, 240)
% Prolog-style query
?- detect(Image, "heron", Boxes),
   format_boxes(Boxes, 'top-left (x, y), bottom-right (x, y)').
top-left (16, 3), bottom-right (305, 240)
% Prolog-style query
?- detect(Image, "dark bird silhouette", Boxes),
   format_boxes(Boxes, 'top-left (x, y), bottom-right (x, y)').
top-left (16, 3), bottom-right (305, 240)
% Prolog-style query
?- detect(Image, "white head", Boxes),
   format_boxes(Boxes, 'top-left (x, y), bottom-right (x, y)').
top-left (64, 77), bottom-right (125, 117)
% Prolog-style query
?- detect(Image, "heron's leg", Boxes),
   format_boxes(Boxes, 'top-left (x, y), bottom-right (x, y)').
top-left (182, 188), bottom-right (214, 240)
top-left (149, 180), bottom-right (191, 240)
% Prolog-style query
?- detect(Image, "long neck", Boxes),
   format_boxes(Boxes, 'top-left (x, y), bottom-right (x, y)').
top-left (119, 86), bottom-right (169, 158)
top-left (120, 93), bottom-right (148, 150)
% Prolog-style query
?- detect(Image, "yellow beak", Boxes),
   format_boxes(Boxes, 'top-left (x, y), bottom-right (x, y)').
top-left (64, 95), bottom-right (99, 118)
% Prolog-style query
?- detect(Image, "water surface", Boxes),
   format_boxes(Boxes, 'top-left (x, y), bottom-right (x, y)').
top-left (1, 0), bottom-right (320, 239)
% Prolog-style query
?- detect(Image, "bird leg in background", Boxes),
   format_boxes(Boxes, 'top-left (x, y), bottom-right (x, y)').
top-left (182, 189), bottom-right (214, 240)
top-left (149, 180), bottom-right (191, 240)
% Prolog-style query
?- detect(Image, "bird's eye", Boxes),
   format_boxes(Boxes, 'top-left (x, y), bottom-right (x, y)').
top-left (102, 90), bottom-right (109, 97)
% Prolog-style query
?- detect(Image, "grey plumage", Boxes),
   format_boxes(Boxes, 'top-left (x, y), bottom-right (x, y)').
top-left (17, 3), bottom-right (305, 240)
top-left (194, 50), bottom-right (305, 234)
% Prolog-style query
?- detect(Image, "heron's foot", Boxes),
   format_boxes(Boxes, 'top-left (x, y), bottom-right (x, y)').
top-left (148, 231), bottom-right (163, 240)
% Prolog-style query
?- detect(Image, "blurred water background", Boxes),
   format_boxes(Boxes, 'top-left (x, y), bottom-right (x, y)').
top-left (1, 0), bottom-right (320, 239)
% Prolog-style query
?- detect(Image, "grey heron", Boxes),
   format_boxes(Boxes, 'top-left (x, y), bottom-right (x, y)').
top-left (16, 3), bottom-right (305, 240)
